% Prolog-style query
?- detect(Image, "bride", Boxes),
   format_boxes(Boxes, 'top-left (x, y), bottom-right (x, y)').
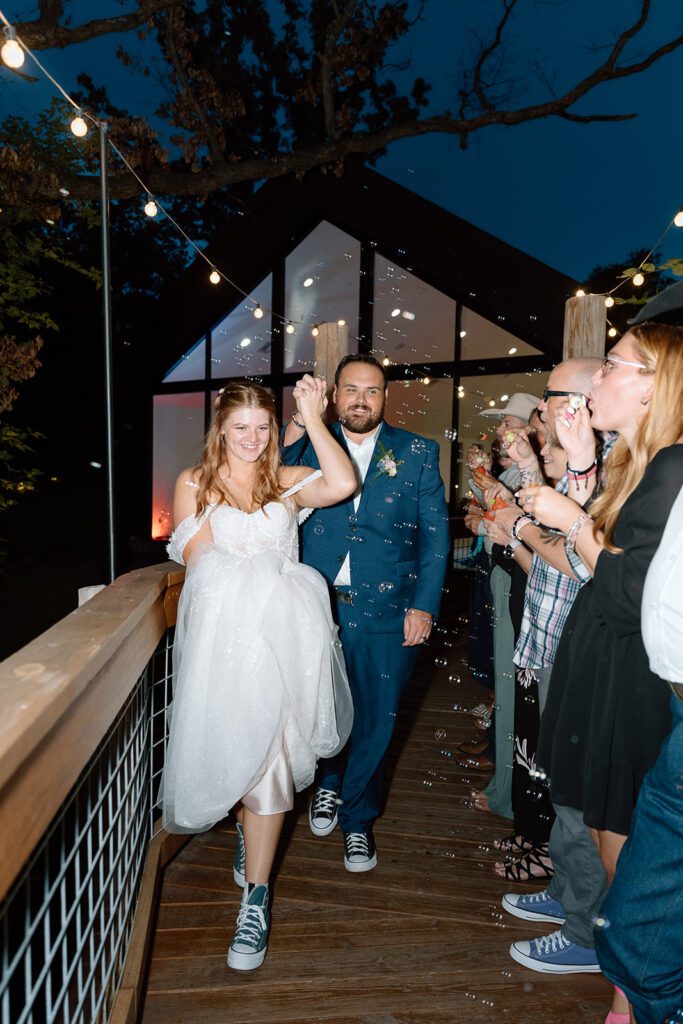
top-left (163, 377), bottom-right (356, 972)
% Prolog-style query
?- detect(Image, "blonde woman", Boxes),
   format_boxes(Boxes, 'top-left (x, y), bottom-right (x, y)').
top-left (510, 323), bottom-right (683, 1016)
top-left (163, 379), bottom-right (356, 972)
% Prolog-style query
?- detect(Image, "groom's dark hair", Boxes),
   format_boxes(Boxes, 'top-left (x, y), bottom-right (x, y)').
top-left (334, 353), bottom-right (388, 387)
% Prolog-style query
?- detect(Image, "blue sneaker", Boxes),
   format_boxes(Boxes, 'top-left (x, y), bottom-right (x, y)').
top-left (502, 889), bottom-right (565, 924)
top-left (227, 884), bottom-right (270, 971)
top-left (233, 822), bottom-right (245, 888)
top-left (509, 929), bottom-right (601, 974)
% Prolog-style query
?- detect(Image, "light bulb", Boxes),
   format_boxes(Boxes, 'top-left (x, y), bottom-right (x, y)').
top-left (576, 289), bottom-right (586, 298)
top-left (382, 357), bottom-right (390, 366)
top-left (311, 326), bottom-right (319, 337)
top-left (508, 347), bottom-right (517, 355)
top-left (70, 114), bottom-right (88, 138)
top-left (391, 308), bottom-right (401, 317)
top-left (144, 198), bottom-right (158, 218)
top-left (605, 296), bottom-right (614, 308)
top-left (285, 322), bottom-right (294, 334)
top-left (303, 277), bottom-right (313, 287)
top-left (209, 269), bottom-right (221, 285)
top-left (608, 327), bottom-right (618, 338)
top-left (675, 209), bottom-right (683, 228)
top-left (488, 400), bottom-right (496, 407)
top-left (253, 304), bottom-right (264, 319)
top-left (423, 377), bottom-right (431, 385)
top-left (632, 272), bottom-right (645, 287)
top-left (1, 32), bottom-right (24, 69)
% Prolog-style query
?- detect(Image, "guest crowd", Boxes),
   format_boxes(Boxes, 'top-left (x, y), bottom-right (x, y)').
top-left (461, 305), bottom-right (683, 1024)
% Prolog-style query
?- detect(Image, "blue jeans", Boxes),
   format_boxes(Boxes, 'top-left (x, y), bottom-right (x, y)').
top-left (595, 693), bottom-right (683, 1024)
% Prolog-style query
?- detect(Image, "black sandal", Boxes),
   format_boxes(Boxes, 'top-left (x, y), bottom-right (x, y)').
top-left (493, 833), bottom-right (533, 854)
top-left (496, 844), bottom-right (554, 882)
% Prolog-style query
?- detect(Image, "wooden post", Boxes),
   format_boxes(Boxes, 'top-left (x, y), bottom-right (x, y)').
top-left (563, 294), bottom-right (606, 359)
top-left (314, 321), bottom-right (350, 388)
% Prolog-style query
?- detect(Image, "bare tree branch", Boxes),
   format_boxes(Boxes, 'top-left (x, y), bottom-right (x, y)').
top-left (5, 0), bottom-right (682, 203)
top-left (471, 0), bottom-right (519, 112)
top-left (319, 0), bottom-right (359, 140)
top-left (164, 3), bottom-right (223, 163)
top-left (14, 0), bottom-right (171, 50)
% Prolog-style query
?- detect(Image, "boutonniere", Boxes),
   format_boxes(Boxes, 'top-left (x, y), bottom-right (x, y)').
top-left (371, 441), bottom-right (404, 483)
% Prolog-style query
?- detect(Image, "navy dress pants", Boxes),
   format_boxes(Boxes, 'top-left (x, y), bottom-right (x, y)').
top-left (317, 596), bottom-right (420, 833)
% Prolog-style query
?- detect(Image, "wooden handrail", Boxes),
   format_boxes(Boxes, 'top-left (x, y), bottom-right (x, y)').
top-left (0, 562), bottom-right (184, 903)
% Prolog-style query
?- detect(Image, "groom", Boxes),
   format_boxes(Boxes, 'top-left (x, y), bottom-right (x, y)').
top-left (282, 354), bottom-right (450, 871)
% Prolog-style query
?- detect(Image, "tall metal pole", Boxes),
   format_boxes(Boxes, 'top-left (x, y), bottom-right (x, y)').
top-left (99, 121), bottom-right (116, 582)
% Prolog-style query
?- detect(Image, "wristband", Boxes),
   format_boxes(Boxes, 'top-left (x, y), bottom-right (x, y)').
top-left (512, 514), bottom-right (533, 541)
top-left (291, 415), bottom-right (306, 430)
top-left (566, 460), bottom-right (598, 491)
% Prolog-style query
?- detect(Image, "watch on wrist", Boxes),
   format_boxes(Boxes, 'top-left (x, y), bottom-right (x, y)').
top-left (503, 540), bottom-right (521, 559)
top-left (291, 414), bottom-right (306, 430)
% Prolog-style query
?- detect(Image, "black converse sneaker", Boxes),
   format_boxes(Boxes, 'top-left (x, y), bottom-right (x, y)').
top-left (308, 786), bottom-right (340, 837)
top-left (227, 883), bottom-right (270, 971)
top-left (233, 821), bottom-right (245, 888)
top-left (343, 831), bottom-right (378, 873)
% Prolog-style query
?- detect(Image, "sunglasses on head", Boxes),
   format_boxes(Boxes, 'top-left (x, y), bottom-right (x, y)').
top-left (542, 389), bottom-right (586, 402)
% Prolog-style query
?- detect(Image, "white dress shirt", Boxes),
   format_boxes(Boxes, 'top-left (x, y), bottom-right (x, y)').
top-left (642, 482), bottom-right (683, 684)
top-left (333, 424), bottom-right (381, 586)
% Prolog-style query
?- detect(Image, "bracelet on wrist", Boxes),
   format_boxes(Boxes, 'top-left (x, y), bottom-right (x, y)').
top-left (512, 514), bottom-right (534, 541)
top-left (565, 512), bottom-right (592, 555)
top-left (291, 415), bottom-right (306, 430)
top-left (566, 460), bottom-right (598, 491)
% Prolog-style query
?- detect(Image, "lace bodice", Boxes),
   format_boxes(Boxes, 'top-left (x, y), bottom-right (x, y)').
top-left (167, 470), bottom-right (322, 565)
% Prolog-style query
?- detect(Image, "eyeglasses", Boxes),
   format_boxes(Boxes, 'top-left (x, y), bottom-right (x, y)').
top-left (599, 354), bottom-right (648, 377)
top-left (542, 389), bottom-right (586, 402)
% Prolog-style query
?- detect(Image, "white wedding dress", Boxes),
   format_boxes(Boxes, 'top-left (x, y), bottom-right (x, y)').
top-left (162, 470), bottom-right (353, 833)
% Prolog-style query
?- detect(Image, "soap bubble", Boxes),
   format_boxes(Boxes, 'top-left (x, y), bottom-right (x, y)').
top-left (434, 728), bottom-right (447, 740)
top-left (313, 523), bottom-right (324, 536)
top-left (378, 580), bottom-right (394, 593)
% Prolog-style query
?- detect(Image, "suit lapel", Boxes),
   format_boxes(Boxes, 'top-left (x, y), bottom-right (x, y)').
top-left (356, 421), bottom-right (390, 517)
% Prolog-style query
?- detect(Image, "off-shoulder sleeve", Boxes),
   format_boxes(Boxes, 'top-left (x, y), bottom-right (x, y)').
top-left (281, 469), bottom-right (323, 524)
top-left (167, 512), bottom-right (208, 565)
top-left (593, 446), bottom-right (683, 637)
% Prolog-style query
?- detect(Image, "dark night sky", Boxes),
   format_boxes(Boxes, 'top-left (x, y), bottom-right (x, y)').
top-left (2, 0), bottom-right (683, 280)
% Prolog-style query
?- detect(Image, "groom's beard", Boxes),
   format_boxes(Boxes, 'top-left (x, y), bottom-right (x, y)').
top-left (339, 402), bottom-right (384, 434)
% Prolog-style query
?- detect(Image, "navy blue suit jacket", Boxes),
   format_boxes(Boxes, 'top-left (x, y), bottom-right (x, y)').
top-left (282, 421), bottom-right (450, 634)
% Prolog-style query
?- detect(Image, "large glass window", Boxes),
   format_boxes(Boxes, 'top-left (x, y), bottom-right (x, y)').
top-left (385, 378), bottom-right (454, 490)
top-left (151, 393), bottom-right (206, 540)
top-left (210, 275), bottom-right (273, 379)
top-left (284, 221), bottom-right (361, 371)
top-left (460, 307), bottom-right (543, 361)
top-left (373, 257), bottom-right (455, 364)
top-left (163, 337), bottom-right (206, 383)
top-left (456, 370), bottom-right (550, 498)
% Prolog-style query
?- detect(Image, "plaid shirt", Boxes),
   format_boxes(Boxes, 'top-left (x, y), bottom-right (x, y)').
top-left (514, 476), bottom-right (584, 669)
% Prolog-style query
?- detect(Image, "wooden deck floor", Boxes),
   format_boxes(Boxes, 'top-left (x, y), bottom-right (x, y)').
top-left (141, 632), bottom-right (611, 1023)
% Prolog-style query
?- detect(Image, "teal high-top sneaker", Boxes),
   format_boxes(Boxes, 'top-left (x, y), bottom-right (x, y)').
top-left (227, 883), bottom-right (270, 971)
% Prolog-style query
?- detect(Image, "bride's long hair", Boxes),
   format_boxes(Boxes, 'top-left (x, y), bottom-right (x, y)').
top-left (591, 321), bottom-right (683, 550)
top-left (194, 381), bottom-right (283, 516)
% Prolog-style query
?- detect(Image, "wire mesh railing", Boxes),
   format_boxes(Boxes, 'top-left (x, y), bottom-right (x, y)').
top-left (0, 627), bottom-right (175, 1024)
